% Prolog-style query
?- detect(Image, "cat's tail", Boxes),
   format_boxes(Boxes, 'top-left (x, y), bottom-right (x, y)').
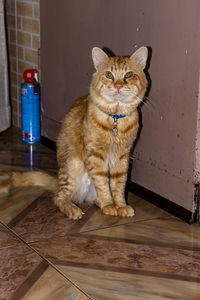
top-left (0, 170), bottom-right (57, 194)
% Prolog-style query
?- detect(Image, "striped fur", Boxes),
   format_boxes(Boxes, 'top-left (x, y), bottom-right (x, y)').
top-left (54, 47), bottom-right (148, 219)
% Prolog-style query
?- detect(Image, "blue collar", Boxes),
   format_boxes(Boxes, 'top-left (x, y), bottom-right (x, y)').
top-left (108, 114), bottom-right (126, 120)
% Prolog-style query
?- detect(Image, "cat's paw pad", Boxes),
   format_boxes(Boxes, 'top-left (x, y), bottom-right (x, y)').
top-left (117, 205), bottom-right (134, 217)
top-left (102, 204), bottom-right (118, 216)
top-left (65, 204), bottom-right (84, 220)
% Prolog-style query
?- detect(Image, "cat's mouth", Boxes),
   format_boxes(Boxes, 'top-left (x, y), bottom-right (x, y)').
top-left (101, 88), bottom-right (137, 102)
top-left (112, 92), bottom-right (125, 100)
top-left (110, 90), bottom-right (135, 101)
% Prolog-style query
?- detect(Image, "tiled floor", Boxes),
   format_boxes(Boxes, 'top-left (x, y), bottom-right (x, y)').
top-left (0, 127), bottom-right (200, 300)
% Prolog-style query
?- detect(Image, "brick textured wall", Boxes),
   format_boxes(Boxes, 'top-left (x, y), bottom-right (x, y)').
top-left (5, 0), bottom-right (40, 127)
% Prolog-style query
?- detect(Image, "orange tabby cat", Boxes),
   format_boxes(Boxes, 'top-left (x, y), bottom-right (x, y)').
top-left (0, 47), bottom-right (148, 220)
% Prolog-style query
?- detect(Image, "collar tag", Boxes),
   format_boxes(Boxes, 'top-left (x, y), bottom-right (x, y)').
top-left (108, 114), bottom-right (126, 136)
top-left (113, 124), bottom-right (118, 136)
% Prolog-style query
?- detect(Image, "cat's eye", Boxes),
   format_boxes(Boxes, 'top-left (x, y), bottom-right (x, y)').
top-left (105, 71), bottom-right (114, 79)
top-left (124, 71), bottom-right (134, 79)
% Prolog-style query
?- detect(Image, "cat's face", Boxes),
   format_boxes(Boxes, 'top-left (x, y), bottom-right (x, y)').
top-left (90, 47), bottom-right (148, 114)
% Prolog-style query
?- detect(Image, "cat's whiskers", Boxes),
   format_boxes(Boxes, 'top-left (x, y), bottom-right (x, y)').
top-left (143, 95), bottom-right (155, 106)
top-left (134, 94), bottom-right (157, 115)
top-left (130, 153), bottom-right (139, 161)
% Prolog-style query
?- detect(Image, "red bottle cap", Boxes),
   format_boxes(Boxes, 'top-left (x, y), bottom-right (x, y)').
top-left (23, 69), bottom-right (38, 83)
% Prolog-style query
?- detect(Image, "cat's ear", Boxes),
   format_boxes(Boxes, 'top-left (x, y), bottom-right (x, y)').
top-left (130, 47), bottom-right (148, 70)
top-left (92, 47), bottom-right (109, 70)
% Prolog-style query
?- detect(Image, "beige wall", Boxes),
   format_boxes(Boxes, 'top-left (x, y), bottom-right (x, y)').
top-left (5, 0), bottom-right (40, 127)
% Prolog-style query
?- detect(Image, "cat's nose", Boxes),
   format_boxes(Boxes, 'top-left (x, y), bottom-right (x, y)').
top-left (114, 81), bottom-right (123, 92)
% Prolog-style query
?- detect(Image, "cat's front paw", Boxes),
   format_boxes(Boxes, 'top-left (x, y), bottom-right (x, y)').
top-left (102, 204), bottom-right (118, 216)
top-left (117, 205), bottom-right (134, 217)
top-left (64, 203), bottom-right (84, 220)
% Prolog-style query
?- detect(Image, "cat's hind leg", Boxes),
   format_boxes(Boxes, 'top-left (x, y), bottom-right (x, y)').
top-left (54, 159), bottom-right (85, 220)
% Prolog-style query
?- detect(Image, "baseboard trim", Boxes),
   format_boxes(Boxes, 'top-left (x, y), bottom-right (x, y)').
top-left (41, 136), bottom-right (56, 151)
top-left (128, 181), bottom-right (198, 224)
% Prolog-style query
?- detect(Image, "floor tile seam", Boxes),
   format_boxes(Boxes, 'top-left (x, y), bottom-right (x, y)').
top-left (68, 232), bottom-right (200, 252)
top-left (128, 215), bottom-right (174, 223)
top-left (1, 209), bottom-right (172, 234)
top-left (8, 260), bottom-right (49, 300)
top-left (6, 190), bottom-right (50, 229)
top-left (0, 224), bottom-right (93, 300)
top-left (26, 231), bottom-right (200, 254)
top-left (0, 221), bottom-right (30, 250)
top-left (68, 205), bottom-right (99, 232)
top-left (0, 226), bottom-right (62, 299)
top-left (13, 216), bottom-right (191, 250)
top-left (21, 217), bottom-right (171, 245)
top-left (0, 231), bottom-right (200, 253)
top-left (26, 243), bottom-right (94, 300)
top-left (0, 221), bottom-right (33, 249)
top-left (52, 259), bottom-right (200, 284)
top-left (24, 226), bottom-right (137, 245)
top-left (2, 220), bottom-right (48, 252)
top-left (74, 215), bottom-right (175, 235)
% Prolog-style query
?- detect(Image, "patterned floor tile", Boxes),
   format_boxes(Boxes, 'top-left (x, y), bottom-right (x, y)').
top-left (0, 243), bottom-right (42, 300)
top-left (6, 191), bottom-right (171, 243)
top-left (0, 186), bottom-right (45, 224)
top-left (0, 223), bottom-right (21, 249)
top-left (86, 216), bottom-right (200, 249)
top-left (0, 242), bottom-right (90, 300)
top-left (21, 265), bottom-right (90, 300)
top-left (30, 234), bottom-right (200, 283)
top-left (56, 265), bottom-right (200, 300)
